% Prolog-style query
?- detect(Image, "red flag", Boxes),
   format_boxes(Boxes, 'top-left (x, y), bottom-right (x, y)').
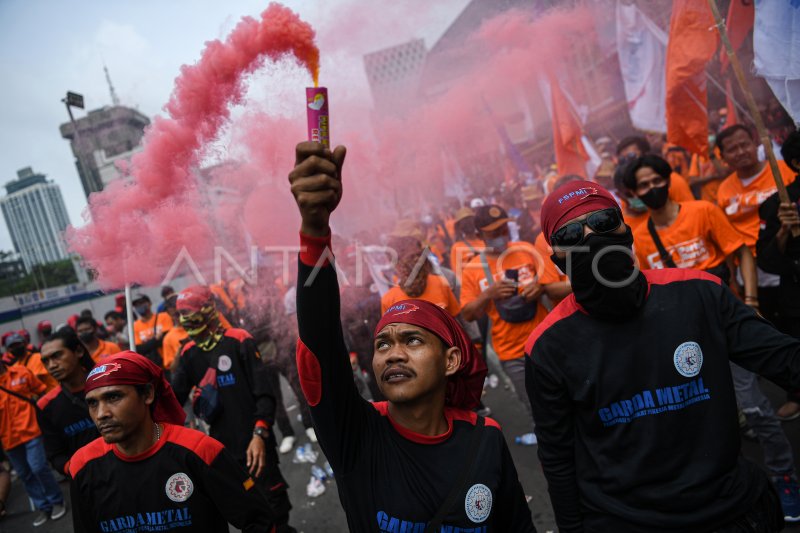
top-left (720, 0), bottom-right (754, 72)
top-left (666, 0), bottom-right (719, 155)
top-left (549, 77), bottom-right (588, 178)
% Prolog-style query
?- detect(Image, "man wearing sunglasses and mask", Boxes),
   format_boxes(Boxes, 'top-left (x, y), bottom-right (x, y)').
top-left (525, 179), bottom-right (800, 532)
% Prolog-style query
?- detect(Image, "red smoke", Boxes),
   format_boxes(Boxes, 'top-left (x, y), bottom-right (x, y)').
top-left (66, 3), bottom-right (319, 288)
top-left (67, 2), bottom-right (597, 289)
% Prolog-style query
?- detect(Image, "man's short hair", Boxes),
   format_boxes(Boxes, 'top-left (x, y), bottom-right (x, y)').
top-left (75, 316), bottom-right (98, 331)
top-left (616, 136), bottom-right (651, 156)
top-left (716, 124), bottom-right (754, 155)
top-left (161, 286), bottom-right (175, 298)
top-left (781, 130), bottom-right (800, 172)
top-left (621, 154), bottom-right (673, 191)
top-left (104, 310), bottom-right (124, 322)
top-left (43, 328), bottom-right (94, 370)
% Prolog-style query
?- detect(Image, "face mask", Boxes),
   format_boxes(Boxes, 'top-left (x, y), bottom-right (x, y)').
top-left (134, 304), bottom-right (149, 316)
top-left (627, 197), bottom-right (648, 213)
top-left (484, 235), bottom-right (509, 252)
top-left (78, 332), bottom-right (95, 343)
top-left (639, 185), bottom-right (669, 210)
top-left (183, 323), bottom-right (208, 337)
top-left (551, 227), bottom-right (647, 321)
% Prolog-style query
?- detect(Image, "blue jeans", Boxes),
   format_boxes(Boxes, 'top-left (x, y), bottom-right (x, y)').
top-left (6, 437), bottom-right (63, 512)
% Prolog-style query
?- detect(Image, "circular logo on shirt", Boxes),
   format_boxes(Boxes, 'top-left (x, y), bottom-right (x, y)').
top-left (165, 472), bottom-right (194, 503)
top-left (217, 355), bottom-right (232, 372)
top-left (673, 342), bottom-right (703, 378)
top-left (464, 483), bottom-right (492, 523)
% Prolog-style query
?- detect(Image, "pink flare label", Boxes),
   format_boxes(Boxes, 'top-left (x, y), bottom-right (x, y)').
top-left (306, 87), bottom-right (330, 147)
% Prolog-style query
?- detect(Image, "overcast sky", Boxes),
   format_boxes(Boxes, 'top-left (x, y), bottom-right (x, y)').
top-left (0, 0), bottom-right (468, 252)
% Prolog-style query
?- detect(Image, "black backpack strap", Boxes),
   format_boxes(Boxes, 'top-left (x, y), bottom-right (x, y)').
top-left (647, 217), bottom-right (677, 268)
top-left (424, 416), bottom-right (486, 533)
top-left (0, 383), bottom-right (38, 408)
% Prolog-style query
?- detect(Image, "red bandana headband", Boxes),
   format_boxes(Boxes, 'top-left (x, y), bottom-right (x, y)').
top-left (85, 351), bottom-right (186, 426)
top-left (375, 299), bottom-right (487, 410)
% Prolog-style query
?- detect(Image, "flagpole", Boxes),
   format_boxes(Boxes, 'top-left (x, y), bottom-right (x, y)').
top-left (707, 0), bottom-right (798, 236)
top-left (125, 283), bottom-right (135, 350)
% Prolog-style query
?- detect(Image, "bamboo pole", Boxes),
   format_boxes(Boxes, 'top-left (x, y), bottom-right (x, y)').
top-left (707, 0), bottom-right (798, 237)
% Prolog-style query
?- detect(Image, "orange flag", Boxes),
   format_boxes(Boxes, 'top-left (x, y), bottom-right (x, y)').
top-left (719, 0), bottom-right (754, 73)
top-left (666, 0), bottom-right (719, 155)
top-left (549, 78), bottom-right (588, 178)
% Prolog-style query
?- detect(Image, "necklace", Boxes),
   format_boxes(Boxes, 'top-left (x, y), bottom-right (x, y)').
top-left (153, 422), bottom-right (161, 443)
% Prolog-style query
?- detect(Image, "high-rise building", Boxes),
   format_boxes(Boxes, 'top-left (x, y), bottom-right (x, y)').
top-left (0, 168), bottom-right (71, 272)
top-left (59, 104), bottom-right (150, 197)
top-left (363, 39), bottom-right (428, 113)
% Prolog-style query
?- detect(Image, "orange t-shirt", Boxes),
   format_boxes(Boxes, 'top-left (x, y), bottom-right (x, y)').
top-left (688, 152), bottom-right (725, 204)
top-left (632, 201), bottom-right (745, 271)
top-left (90, 339), bottom-right (121, 363)
top-left (162, 326), bottom-right (190, 370)
top-left (623, 174), bottom-right (695, 232)
top-left (19, 351), bottom-right (57, 391)
top-left (0, 365), bottom-right (46, 450)
top-left (381, 274), bottom-right (460, 316)
top-left (460, 242), bottom-right (558, 361)
top-left (716, 160), bottom-right (795, 253)
top-left (133, 312), bottom-right (173, 359)
top-left (449, 239), bottom-right (485, 278)
top-left (669, 172), bottom-right (695, 202)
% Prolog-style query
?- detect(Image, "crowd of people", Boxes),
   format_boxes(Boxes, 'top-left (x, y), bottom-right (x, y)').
top-left (0, 122), bottom-right (797, 532)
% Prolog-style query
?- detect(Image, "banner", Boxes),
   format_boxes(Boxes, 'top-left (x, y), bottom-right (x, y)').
top-left (616, 1), bottom-right (668, 132)
top-left (754, 1), bottom-right (800, 125)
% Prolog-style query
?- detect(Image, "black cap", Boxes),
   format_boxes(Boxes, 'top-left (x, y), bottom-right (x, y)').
top-left (474, 205), bottom-right (512, 231)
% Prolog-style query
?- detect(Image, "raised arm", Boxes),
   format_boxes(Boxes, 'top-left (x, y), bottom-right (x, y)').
top-left (290, 141), bottom-right (372, 474)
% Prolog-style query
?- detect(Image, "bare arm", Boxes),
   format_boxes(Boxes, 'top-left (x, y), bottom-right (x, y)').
top-left (736, 245), bottom-right (759, 309)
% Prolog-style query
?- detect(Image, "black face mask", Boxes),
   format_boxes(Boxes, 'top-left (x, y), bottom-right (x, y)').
top-left (639, 185), bottom-right (669, 210)
top-left (78, 332), bottom-right (95, 343)
top-left (551, 227), bottom-right (647, 321)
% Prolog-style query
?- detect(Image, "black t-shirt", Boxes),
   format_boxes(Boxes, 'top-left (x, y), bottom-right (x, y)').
top-left (526, 268), bottom-right (800, 532)
top-left (171, 329), bottom-right (275, 460)
top-left (36, 385), bottom-right (98, 474)
top-left (295, 236), bottom-right (536, 532)
top-left (69, 423), bottom-right (274, 532)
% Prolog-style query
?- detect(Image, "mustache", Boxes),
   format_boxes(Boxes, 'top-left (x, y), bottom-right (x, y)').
top-left (381, 364), bottom-right (417, 381)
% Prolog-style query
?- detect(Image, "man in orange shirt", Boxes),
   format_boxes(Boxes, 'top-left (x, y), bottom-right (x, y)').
top-left (4, 333), bottom-right (56, 391)
top-left (448, 207), bottom-right (485, 279)
top-left (132, 293), bottom-right (173, 366)
top-left (0, 354), bottom-right (65, 526)
top-left (622, 154), bottom-right (758, 303)
top-left (461, 205), bottom-right (560, 444)
top-left (716, 124), bottom-right (796, 325)
top-left (616, 136), bottom-right (696, 233)
top-left (76, 316), bottom-right (120, 363)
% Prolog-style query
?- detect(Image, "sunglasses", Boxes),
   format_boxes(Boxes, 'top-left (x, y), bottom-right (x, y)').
top-left (550, 208), bottom-right (623, 249)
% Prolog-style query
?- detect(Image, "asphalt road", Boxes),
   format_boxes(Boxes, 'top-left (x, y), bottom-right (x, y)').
top-left (2, 374), bottom-right (799, 533)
